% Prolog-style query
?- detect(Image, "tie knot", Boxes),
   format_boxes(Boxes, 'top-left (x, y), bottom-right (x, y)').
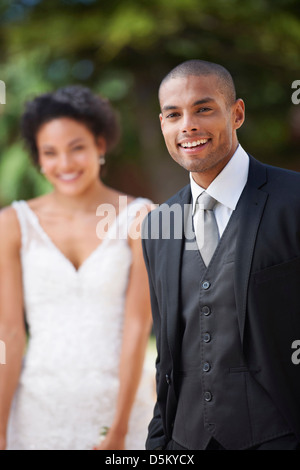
top-left (197, 192), bottom-right (218, 211)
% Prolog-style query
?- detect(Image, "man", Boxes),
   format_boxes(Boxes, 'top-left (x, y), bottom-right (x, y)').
top-left (142, 60), bottom-right (300, 450)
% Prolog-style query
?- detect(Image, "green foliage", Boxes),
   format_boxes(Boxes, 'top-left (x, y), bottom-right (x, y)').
top-left (0, 0), bottom-right (299, 206)
top-left (0, 143), bottom-right (52, 202)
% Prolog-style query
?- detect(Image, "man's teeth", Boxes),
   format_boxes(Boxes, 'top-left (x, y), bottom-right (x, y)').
top-left (181, 139), bottom-right (208, 148)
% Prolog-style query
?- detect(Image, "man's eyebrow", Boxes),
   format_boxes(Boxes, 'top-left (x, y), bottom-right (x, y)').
top-left (193, 98), bottom-right (215, 106)
top-left (161, 105), bottom-right (178, 112)
top-left (161, 97), bottom-right (215, 112)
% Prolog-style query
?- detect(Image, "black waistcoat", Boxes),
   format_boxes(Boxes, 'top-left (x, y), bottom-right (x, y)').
top-left (172, 198), bottom-right (291, 450)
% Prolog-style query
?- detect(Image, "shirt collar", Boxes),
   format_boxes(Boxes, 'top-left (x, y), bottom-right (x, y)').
top-left (190, 144), bottom-right (250, 214)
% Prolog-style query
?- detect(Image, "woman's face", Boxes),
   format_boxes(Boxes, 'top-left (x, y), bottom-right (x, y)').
top-left (37, 117), bottom-right (106, 196)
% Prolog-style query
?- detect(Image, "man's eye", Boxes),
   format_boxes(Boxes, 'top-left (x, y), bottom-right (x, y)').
top-left (166, 112), bottom-right (179, 118)
top-left (197, 107), bottom-right (211, 113)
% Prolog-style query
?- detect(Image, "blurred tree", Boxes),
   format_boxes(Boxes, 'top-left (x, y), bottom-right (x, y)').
top-left (0, 0), bottom-right (299, 207)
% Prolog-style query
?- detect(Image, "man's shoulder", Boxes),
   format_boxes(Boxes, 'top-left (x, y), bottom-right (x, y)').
top-left (249, 154), bottom-right (300, 192)
top-left (264, 161), bottom-right (300, 195)
top-left (150, 184), bottom-right (191, 215)
top-left (143, 184), bottom-right (190, 227)
top-left (141, 184), bottom-right (191, 243)
top-left (265, 161), bottom-right (300, 180)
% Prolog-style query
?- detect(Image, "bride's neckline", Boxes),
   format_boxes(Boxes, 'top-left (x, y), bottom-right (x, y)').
top-left (21, 199), bottom-right (139, 273)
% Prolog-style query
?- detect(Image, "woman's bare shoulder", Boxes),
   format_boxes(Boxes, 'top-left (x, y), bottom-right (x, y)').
top-left (107, 187), bottom-right (135, 203)
top-left (101, 187), bottom-right (136, 213)
top-left (0, 205), bottom-right (22, 251)
top-left (0, 205), bottom-right (20, 227)
top-left (0, 194), bottom-right (49, 229)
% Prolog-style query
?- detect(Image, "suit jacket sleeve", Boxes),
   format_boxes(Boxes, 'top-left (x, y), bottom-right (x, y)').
top-left (142, 215), bottom-right (168, 450)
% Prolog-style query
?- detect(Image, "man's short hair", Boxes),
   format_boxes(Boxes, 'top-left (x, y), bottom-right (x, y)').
top-left (159, 59), bottom-right (237, 106)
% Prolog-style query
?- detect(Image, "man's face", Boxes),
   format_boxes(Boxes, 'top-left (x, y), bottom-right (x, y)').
top-left (159, 74), bottom-right (245, 187)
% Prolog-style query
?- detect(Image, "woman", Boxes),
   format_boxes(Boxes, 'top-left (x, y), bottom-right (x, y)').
top-left (0, 86), bottom-right (154, 450)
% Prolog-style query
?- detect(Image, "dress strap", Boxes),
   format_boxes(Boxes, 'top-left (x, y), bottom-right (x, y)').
top-left (11, 201), bottom-right (29, 250)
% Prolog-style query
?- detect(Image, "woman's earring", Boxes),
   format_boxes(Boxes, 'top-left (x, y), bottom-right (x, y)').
top-left (99, 155), bottom-right (106, 165)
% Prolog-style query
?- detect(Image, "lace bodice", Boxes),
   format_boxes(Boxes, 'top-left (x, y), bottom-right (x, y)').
top-left (7, 198), bottom-right (155, 450)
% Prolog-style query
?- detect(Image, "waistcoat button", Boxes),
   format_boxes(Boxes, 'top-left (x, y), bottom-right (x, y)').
top-left (204, 391), bottom-right (212, 402)
top-left (202, 306), bottom-right (211, 316)
top-left (202, 281), bottom-right (211, 290)
top-left (203, 333), bottom-right (211, 342)
top-left (203, 362), bottom-right (211, 372)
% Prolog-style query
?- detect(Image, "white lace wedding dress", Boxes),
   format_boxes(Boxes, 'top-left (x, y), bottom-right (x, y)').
top-left (7, 198), bottom-right (155, 450)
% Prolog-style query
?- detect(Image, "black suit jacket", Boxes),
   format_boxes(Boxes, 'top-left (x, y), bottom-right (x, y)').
top-left (142, 155), bottom-right (300, 450)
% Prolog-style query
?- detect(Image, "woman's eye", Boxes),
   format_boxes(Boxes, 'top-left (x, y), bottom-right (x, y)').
top-left (43, 151), bottom-right (55, 157)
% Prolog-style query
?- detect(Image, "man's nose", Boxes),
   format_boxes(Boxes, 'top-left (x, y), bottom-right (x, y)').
top-left (181, 113), bottom-right (198, 133)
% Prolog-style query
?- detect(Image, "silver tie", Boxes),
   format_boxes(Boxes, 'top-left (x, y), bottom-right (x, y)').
top-left (195, 192), bottom-right (220, 266)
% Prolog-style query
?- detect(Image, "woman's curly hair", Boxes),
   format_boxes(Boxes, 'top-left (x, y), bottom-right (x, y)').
top-left (21, 85), bottom-right (121, 165)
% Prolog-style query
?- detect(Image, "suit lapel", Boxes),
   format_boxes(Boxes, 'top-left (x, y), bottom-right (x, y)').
top-left (164, 185), bottom-right (191, 365)
top-left (235, 156), bottom-right (268, 343)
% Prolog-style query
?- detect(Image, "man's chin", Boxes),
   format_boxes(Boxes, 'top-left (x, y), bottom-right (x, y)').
top-left (178, 154), bottom-right (230, 176)
top-left (179, 160), bottom-right (211, 174)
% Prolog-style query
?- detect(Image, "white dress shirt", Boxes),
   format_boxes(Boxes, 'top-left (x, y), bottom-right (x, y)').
top-left (190, 144), bottom-right (250, 237)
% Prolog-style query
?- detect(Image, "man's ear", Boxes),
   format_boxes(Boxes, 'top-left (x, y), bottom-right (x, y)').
top-left (159, 113), bottom-right (164, 131)
top-left (233, 99), bottom-right (245, 130)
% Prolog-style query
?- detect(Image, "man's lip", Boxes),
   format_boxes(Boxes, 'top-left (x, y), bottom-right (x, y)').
top-left (178, 138), bottom-right (210, 147)
top-left (178, 139), bottom-right (211, 155)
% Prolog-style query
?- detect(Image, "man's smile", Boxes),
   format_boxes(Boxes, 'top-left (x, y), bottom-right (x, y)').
top-left (178, 138), bottom-right (211, 154)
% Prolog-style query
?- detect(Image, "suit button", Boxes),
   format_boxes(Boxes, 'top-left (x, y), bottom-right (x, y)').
top-left (165, 374), bottom-right (171, 385)
top-left (202, 281), bottom-right (211, 290)
top-left (203, 332), bottom-right (211, 343)
top-left (202, 306), bottom-right (211, 316)
top-left (203, 362), bottom-right (211, 372)
top-left (204, 391), bottom-right (212, 402)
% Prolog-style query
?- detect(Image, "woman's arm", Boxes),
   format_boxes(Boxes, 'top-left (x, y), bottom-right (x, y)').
top-left (96, 213), bottom-right (153, 450)
top-left (0, 208), bottom-right (27, 450)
